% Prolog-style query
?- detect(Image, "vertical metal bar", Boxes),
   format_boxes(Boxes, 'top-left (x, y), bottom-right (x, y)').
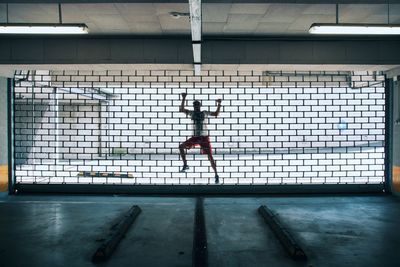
top-left (105, 103), bottom-right (108, 161)
top-left (384, 78), bottom-right (393, 193)
top-left (58, 3), bottom-right (62, 24)
top-left (54, 88), bottom-right (60, 165)
top-left (31, 74), bottom-right (35, 182)
top-left (397, 78), bottom-right (400, 123)
top-left (7, 78), bottom-right (14, 194)
top-left (6, 4), bottom-right (9, 23)
top-left (336, 4), bottom-right (339, 24)
top-left (98, 101), bottom-right (102, 157)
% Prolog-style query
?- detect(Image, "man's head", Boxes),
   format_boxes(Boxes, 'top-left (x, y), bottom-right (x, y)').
top-left (193, 100), bottom-right (201, 111)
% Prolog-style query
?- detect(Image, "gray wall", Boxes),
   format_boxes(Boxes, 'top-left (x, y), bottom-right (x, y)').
top-left (392, 80), bottom-right (400, 195)
top-left (0, 77), bottom-right (7, 191)
top-left (0, 77), bottom-right (7, 165)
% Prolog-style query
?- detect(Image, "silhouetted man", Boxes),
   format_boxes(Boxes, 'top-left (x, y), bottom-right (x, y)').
top-left (179, 93), bottom-right (222, 183)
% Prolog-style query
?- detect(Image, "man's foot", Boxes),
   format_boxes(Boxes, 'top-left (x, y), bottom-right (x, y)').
top-left (215, 175), bottom-right (219, 184)
top-left (180, 165), bottom-right (189, 172)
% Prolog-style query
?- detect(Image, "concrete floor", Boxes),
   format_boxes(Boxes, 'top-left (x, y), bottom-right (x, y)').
top-left (0, 193), bottom-right (399, 267)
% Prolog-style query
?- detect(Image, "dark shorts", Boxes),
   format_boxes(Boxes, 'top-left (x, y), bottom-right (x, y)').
top-left (181, 136), bottom-right (212, 155)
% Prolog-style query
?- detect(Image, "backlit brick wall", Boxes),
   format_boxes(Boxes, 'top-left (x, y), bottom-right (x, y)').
top-left (13, 70), bottom-right (385, 185)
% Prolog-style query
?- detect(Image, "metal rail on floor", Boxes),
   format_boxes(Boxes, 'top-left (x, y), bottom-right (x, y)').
top-left (193, 197), bottom-right (208, 267)
top-left (258, 205), bottom-right (307, 261)
top-left (92, 205), bottom-right (142, 262)
top-left (14, 183), bottom-right (386, 195)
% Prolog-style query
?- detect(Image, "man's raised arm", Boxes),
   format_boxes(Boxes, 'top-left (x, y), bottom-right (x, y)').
top-left (210, 99), bottom-right (222, 117)
top-left (180, 93), bottom-right (189, 114)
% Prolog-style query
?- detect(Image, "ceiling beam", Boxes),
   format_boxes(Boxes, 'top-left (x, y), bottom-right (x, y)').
top-left (203, 38), bottom-right (400, 65)
top-left (0, 36), bottom-right (399, 65)
top-left (189, 0), bottom-right (202, 75)
top-left (2, 0), bottom-right (400, 4)
top-left (0, 36), bottom-right (193, 64)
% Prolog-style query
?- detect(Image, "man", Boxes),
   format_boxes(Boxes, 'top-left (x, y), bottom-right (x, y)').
top-left (179, 93), bottom-right (222, 183)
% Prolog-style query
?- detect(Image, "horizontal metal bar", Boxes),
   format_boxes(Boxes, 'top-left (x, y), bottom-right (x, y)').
top-left (258, 205), bottom-right (306, 260)
top-left (57, 88), bottom-right (108, 100)
top-left (92, 205), bottom-right (142, 262)
top-left (78, 171), bottom-right (134, 178)
top-left (14, 183), bottom-right (386, 195)
top-left (3, 0), bottom-right (400, 4)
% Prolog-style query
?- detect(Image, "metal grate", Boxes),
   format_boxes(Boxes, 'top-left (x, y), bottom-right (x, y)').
top-left (13, 70), bottom-right (386, 185)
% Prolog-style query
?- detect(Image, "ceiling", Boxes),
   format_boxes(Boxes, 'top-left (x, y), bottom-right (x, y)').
top-left (1, 3), bottom-right (399, 35)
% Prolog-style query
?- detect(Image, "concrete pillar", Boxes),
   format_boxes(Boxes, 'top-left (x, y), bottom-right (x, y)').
top-left (0, 77), bottom-right (8, 191)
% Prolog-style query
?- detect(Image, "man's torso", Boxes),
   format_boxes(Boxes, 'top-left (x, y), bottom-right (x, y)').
top-left (188, 110), bottom-right (210, 136)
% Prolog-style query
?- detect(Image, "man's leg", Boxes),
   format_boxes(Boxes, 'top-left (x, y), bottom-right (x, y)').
top-left (179, 143), bottom-right (188, 166)
top-left (207, 152), bottom-right (217, 175)
top-left (201, 137), bottom-right (217, 174)
top-left (202, 136), bottom-right (219, 183)
top-left (179, 138), bottom-right (193, 172)
top-left (207, 152), bottom-right (219, 183)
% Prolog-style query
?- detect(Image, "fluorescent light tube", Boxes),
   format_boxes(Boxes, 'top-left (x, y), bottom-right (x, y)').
top-left (309, 23), bottom-right (400, 35)
top-left (0, 24), bottom-right (88, 34)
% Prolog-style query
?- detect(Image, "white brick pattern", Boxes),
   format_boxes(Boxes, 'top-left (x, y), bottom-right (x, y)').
top-left (13, 70), bottom-right (385, 185)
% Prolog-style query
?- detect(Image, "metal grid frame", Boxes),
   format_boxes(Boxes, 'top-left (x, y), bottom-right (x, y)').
top-left (12, 70), bottom-right (386, 187)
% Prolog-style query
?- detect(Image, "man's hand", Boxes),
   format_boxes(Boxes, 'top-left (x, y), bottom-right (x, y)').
top-left (181, 93), bottom-right (187, 98)
top-left (210, 99), bottom-right (222, 117)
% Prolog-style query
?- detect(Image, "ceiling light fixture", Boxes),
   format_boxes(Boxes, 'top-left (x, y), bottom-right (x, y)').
top-left (309, 2), bottom-right (400, 35)
top-left (0, 3), bottom-right (88, 35)
top-left (309, 23), bottom-right (400, 35)
top-left (0, 23), bottom-right (88, 34)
